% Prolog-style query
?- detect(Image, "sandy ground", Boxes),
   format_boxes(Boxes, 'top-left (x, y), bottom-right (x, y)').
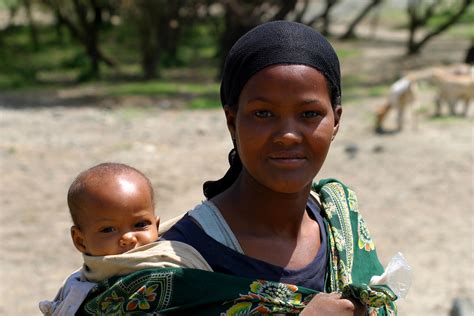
top-left (1, 27), bottom-right (473, 316)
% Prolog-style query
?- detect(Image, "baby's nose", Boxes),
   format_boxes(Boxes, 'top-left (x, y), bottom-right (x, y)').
top-left (119, 232), bottom-right (138, 246)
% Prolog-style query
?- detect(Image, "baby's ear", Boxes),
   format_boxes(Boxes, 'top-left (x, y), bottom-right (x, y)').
top-left (71, 226), bottom-right (87, 253)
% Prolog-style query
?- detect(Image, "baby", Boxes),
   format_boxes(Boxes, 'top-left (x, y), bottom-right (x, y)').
top-left (39, 163), bottom-right (210, 315)
top-left (68, 162), bottom-right (159, 256)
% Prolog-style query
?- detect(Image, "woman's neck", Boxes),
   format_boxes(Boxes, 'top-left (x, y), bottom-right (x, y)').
top-left (211, 170), bottom-right (313, 238)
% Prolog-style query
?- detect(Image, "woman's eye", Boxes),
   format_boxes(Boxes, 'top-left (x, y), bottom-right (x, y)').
top-left (135, 221), bottom-right (150, 229)
top-left (100, 227), bottom-right (116, 233)
top-left (254, 110), bottom-right (273, 118)
top-left (301, 111), bottom-right (320, 118)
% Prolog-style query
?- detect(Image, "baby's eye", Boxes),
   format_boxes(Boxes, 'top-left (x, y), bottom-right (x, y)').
top-left (135, 221), bottom-right (150, 229)
top-left (100, 227), bottom-right (116, 233)
top-left (301, 111), bottom-right (321, 118)
top-left (254, 110), bottom-right (273, 118)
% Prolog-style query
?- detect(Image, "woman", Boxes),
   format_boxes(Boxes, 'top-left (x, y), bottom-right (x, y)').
top-left (78, 21), bottom-right (397, 315)
top-left (161, 21), bottom-right (396, 315)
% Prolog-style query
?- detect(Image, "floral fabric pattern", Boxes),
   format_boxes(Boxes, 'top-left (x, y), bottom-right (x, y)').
top-left (358, 215), bottom-right (375, 251)
top-left (83, 271), bottom-right (173, 315)
top-left (221, 280), bottom-right (310, 315)
top-left (77, 179), bottom-right (398, 315)
top-left (126, 284), bottom-right (158, 311)
top-left (99, 291), bottom-right (123, 315)
top-left (313, 178), bottom-right (397, 315)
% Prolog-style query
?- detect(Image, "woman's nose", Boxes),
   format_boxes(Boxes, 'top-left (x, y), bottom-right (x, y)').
top-left (119, 232), bottom-right (138, 247)
top-left (273, 119), bottom-right (302, 145)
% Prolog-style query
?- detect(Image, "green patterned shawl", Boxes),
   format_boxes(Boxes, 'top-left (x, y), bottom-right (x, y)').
top-left (78, 179), bottom-right (397, 315)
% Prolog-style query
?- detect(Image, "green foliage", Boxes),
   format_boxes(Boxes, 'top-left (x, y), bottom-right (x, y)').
top-left (105, 81), bottom-right (219, 97)
top-left (335, 48), bottom-right (361, 59)
top-left (447, 24), bottom-right (474, 38)
top-left (189, 95), bottom-right (221, 109)
top-left (0, 25), bottom-right (82, 89)
top-left (394, 0), bottom-right (473, 33)
top-left (428, 115), bottom-right (471, 123)
top-left (104, 79), bottom-right (221, 109)
top-left (0, 1), bottom-right (469, 111)
top-left (0, 0), bottom-right (21, 10)
top-left (426, 3), bottom-right (474, 28)
top-left (341, 74), bottom-right (389, 102)
top-left (443, 5), bottom-right (474, 37)
top-left (0, 19), bottom-right (220, 91)
top-left (368, 85), bottom-right (387, 97)
top-left (161, 21), bottom-right (220, 68)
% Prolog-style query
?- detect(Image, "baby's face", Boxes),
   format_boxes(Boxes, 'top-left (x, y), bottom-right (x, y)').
top-left (72, 173), bottom-right (158, 256)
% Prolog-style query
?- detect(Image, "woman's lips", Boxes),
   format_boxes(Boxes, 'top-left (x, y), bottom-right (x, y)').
top-left (268, 152), bottom-right (306, 168)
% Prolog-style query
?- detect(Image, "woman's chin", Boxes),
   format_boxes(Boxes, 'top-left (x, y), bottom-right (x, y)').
top-left (263, 179), bottom-right (312, 195)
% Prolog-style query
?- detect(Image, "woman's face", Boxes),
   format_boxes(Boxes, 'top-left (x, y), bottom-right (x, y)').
top-left (225, 64), bottom-right (342, 194)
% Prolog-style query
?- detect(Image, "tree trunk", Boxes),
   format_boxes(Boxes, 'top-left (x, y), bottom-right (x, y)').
top-left (407, 8), bottom-right (419, 55)
top-left (23, 0), bottom-right (39, 51)
top-left (42, 0), bottom-right (116, 79)
top-left (54, 11), bottom-right (65, 44)
top-left (272, 0), bottom-right (298, 21)
top-left (87, 0), bottom-right (101, 78)
top-left (321, 0), bottom-right (338, 36)
top-left (142, 42), bottom-right (159, 80)
top-left (339, 0), bottom-right (383, 40)
top-left (216, 1), bottom-right (299, 78)
top-left (217, 2), bottom-right (258, 78)
top-left (159, 0), bottom-right (181, 64)
top-left (139, 15), bottom-right (159, 80)
top-left (294, 0), bottom-right (310, 23)
top-left (307, 0), bottom-right (339, 36)
top-left (136, 0), bottom-right (161, 79)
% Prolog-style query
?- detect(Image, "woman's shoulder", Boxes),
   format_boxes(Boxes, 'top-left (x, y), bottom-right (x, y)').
top-left (312, 178), bottom-right (360, 213)
top-left (314, 178), bottom-right (385, 290)
top-left (312, 178), bottom-right (353, 194)
top-left (159, 212), bottom-right (201, 244)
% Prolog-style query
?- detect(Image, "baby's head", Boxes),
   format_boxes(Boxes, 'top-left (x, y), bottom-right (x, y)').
top-left (68, 163), bottom-right (159, 256)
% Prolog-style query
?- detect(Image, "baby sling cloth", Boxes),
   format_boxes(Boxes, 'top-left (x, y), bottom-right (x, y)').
top-left (71, 179), bottom-right (400, 315)
top-left (38, 240), bottom-right (211, 316)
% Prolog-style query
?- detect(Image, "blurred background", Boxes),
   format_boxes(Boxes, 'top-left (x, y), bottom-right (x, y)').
top-left (0, 0), bottom-right (473, 315)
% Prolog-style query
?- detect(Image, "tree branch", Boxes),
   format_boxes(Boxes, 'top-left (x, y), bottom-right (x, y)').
top-left (408, 0), bottom-right (471, 54)
top-left (294, 0), bottom-right (310, 23)
top-left (272, 0), bottom-right (298, 21)
top-left (339, 0), bottom-right (383, 39)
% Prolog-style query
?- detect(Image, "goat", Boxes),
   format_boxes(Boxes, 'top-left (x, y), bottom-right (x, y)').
top-left (375, 64), bottom-right (473, 133)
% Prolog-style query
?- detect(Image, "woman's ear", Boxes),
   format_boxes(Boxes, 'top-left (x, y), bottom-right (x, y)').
top-left (332, 105), bottom-right (342, 140)
top-left (224, 105), bottom-right (236, 141)
top-left (71, 226), bottom-right (87, 253)
top-left (155, 216), bottom-right (160, 231)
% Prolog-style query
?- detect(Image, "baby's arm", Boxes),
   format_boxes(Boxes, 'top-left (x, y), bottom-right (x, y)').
top-left (39, 270), bottom-right (96, 316)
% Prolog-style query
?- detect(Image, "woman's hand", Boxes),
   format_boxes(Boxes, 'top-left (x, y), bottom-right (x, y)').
top-left (300, 292), bottom-right (367, 316)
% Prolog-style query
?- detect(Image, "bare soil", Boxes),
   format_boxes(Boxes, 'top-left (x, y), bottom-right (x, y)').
top-left (0, 28), bottom-right (472, 316)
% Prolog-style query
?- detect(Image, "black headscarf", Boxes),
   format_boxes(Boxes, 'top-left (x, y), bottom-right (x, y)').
top-left (204, 20), bottom-right (342, 199)
top-left (220, 20), bottom-right (341, 108)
